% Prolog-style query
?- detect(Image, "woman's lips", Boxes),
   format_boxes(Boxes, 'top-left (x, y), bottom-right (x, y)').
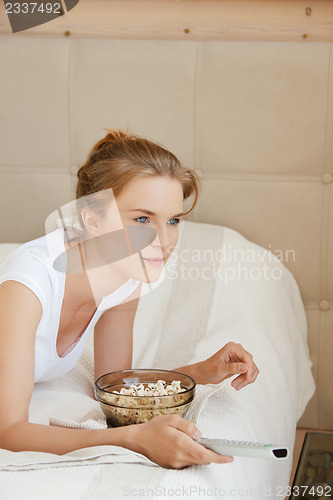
top-left (143, 258), bottom-right (164, 267)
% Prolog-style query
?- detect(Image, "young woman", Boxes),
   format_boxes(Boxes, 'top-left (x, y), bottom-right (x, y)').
top-left (0, 130), bottom-right (259, 469)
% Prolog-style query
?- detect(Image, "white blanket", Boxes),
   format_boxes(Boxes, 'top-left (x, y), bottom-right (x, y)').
top-left (0, 221), bottom-right (315, 500)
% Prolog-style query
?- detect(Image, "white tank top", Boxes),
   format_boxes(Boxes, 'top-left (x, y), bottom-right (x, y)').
top-left (0, 228), bottom-right (140, 383)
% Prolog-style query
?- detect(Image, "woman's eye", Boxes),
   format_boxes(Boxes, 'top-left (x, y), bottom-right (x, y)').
top-left (168, 218), bottom-right (181, 225)
top-left (135, 216), bottom-right (150, 224)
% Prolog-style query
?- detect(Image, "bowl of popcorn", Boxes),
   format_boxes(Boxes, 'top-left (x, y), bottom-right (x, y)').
top-left (95, 369), bottom-right (196, 427)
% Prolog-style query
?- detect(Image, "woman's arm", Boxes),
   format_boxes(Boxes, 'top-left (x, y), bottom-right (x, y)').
top-left (0, 280), bottom-right (130, 454)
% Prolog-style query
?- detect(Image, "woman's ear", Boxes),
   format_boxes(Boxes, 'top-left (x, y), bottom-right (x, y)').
top-left (80, 208), bottom-right (100, 236)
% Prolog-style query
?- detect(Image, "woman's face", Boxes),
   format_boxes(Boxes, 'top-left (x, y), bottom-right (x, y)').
top-left (95, 175), bottom-right (184, 283)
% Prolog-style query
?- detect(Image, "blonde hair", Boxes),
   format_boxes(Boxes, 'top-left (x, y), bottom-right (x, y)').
top-left (76, 129), bottom-right (201, 217)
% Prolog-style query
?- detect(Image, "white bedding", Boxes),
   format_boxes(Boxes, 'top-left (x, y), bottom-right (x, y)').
top-left (0, 221), bottom-right (315, 500)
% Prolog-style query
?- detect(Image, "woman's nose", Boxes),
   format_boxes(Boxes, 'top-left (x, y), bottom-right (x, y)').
top-left (151, 229), bottom-right (168, 250)
top-left (151, 233), bottom-right (162, 249)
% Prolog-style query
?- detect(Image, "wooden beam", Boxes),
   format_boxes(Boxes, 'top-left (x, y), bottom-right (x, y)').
top-left (0, 0), bottom-right (333, 42)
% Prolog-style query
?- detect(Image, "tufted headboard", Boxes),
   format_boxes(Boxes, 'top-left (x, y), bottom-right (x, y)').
top-left (0, 36), bottom-right (332, 430)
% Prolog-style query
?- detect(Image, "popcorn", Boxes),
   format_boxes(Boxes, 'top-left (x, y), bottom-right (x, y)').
top-left (115, 380), bottom-right (186, 397)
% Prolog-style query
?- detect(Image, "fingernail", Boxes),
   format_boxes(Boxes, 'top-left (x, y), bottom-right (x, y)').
top-left (226, 456), bottom-right (234, 463)
top-left (194, 429), bottom-right (202, 439)
top-left (233, 383), bottom-right (240, 390)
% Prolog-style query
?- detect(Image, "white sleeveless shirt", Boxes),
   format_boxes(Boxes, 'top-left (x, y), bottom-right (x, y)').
top-left (0, 228), bottom-right (140, 383)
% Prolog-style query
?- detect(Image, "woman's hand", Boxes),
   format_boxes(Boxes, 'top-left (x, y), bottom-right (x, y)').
top-left (125, 414), bottom-right (234, 469)
top-left (197, 342), bottom-right (259, 389)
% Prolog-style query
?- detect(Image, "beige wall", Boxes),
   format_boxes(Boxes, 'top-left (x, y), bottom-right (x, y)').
top-left (0, 36), bottom-right (332, 429)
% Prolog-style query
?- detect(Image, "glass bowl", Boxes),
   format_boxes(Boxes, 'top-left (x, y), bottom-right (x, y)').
top-left (95, 369), bottom-right (196, 427)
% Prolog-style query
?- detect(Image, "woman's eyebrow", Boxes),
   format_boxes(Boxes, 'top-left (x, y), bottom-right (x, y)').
top-left (127, 209), bottom-right (185, 217)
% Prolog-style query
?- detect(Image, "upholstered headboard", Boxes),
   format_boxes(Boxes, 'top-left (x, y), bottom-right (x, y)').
top-left (0, 36), bottom-right (332, 430)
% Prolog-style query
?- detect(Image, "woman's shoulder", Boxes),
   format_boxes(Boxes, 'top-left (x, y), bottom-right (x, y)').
top-left (0, 230), bottom-right (63, 310)
top-left (1, 232), bottom-right (51, 269)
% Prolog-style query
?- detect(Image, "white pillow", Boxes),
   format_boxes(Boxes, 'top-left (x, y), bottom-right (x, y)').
top-left (0, 243), bottom-right (20, 259)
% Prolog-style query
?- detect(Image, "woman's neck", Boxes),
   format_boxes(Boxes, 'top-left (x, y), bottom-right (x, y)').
top-left (63, 239), bottom-right (129, 311)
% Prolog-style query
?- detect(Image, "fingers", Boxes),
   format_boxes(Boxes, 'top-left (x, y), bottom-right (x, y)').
top-left (203, 448), bottom-right (234, 465)
top-left (162, 414), bottom-right (201, 439)
top-left (226, 342), bottom-right (254, 369)
top-left (223, 342), bottom-right (259, 390)
top-left (225, 362), bottom-right (248, 376)
top-left (187, 441), bottom-right (234, 467)
top-left (213, 454), bottom-right (234, 464)
top-left (232, 363), bottom-right (259, 390)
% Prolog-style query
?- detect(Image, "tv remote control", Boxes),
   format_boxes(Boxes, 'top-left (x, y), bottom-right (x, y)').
top-left (195, 438), bottom-right (289, 460)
